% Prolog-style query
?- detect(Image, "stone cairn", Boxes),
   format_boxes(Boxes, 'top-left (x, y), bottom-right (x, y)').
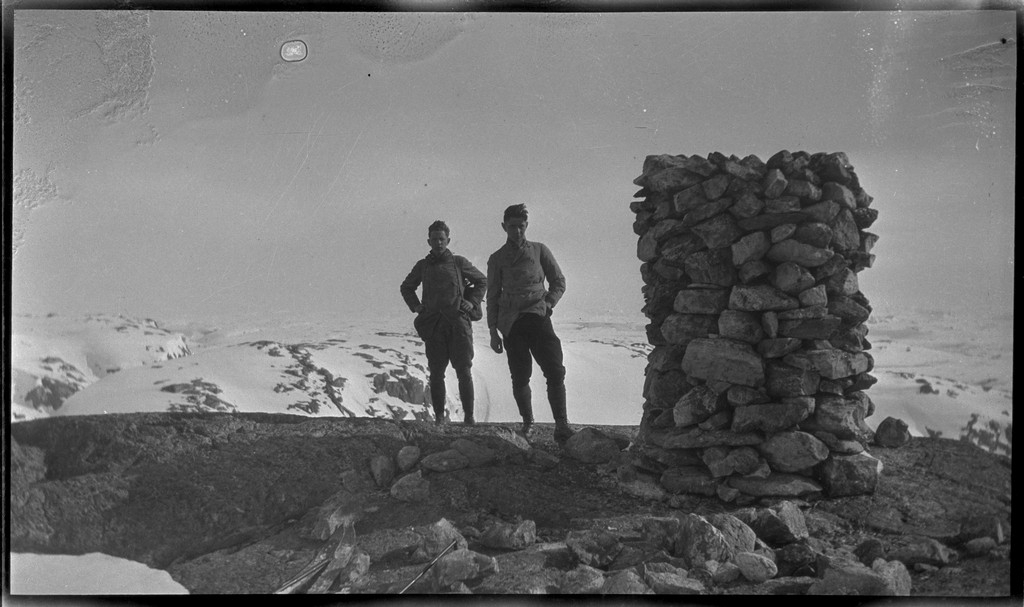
top-left (631, 150), bottom-right (882, 503)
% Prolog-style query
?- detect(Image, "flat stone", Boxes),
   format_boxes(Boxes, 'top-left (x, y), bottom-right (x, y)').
top-left (759, 430), bottom-right (830, 473)
top-left (734, 551), bottom-right (778, 583)
top-left (660, 466), bottom-right (719, 496)
top-left (683, 249), bottom-right (737, 286)
top-left (801, 200), bottom-right (841, 223)
top-left (757, 338), bottom-right (802, 359)
top-left (783, 349), bottom-right (871, 380)
top-left (728, 285), bottom-right (800, 312)
top-left (765, 196), bottom-right (802, 213)
top-left (731, 401), bottom-right (815, 435)
top-left (650, 427), bottom-right (763, 450)
top-left (770, 223), bottom-right (797, 243)
top-left (682, 338), bottom-right (765, 387)
top-left (784, 180), bottom-right (822, 202)
top-left (737, 211), bottom-right (807, 231)
top-left (661, 313), bottom-right (718, 347)
top-left (777, 316), bottom-right (842, 340)
top-left (727, 473), bottom-right (823, 498)
top-left (766, 361), bottom-right (820, 397)
top-left (766, 240), bottom-right (835, 267)
top-left (776, 304), bottom-right (828, 320)
top-left (718, 310), bottom-right (765, 344)
top-left (673, 288), bottom-right (730, 314)
top-left (726, 385), bottom-right (770, 406)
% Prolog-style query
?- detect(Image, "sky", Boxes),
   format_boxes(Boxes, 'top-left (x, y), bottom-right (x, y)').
top-left (10, 9), bottom-right (1016, 326)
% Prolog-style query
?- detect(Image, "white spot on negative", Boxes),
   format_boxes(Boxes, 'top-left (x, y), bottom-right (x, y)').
top-left (281, 40), bottom-right (307, 62)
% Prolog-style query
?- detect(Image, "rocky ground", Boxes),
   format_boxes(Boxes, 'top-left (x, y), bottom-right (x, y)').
top-left (8, 413), bottom-right (1014, 596)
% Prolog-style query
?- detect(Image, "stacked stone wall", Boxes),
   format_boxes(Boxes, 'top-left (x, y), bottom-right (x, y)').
top-left (631, 150), bottom-right (882, 503)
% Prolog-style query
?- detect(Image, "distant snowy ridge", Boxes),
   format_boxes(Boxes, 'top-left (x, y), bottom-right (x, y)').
top-left (11, 312), bottom-right (1011, 458)
top-left (11, 313), bottom-right (192, 420)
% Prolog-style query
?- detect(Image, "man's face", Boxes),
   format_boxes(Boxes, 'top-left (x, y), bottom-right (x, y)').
top-left (502, 218), bottom-right (528, 245)
top-left (428, 230), bottom-right (450, 255)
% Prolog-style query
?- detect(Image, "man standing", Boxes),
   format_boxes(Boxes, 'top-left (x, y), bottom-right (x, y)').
top-left (401, 220), bottom-right (487, 425)
top-left (486, 204), bottom-right (573, 442)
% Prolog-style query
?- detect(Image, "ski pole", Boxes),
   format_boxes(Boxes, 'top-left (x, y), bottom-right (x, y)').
top-left (398, 539), bottom-right (458, 594)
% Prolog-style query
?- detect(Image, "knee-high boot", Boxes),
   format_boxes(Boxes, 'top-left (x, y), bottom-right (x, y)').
top-left (513, 384), bottom-right (534, 436)
top-left (549, 382), bottom-right (573, 442)
top-left (457, 370), bottom-right (475, 424)
top-left (430, 378), bottom-right (446, 424)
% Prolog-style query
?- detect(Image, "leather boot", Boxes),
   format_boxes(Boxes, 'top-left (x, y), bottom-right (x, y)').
top-left (430, 379), bottom-right (446, 425)
top-left (458, 369), bottom-right (475, 425)
top-left (513, 384), bottom-right (534, 437)
top-left (549, 382), bottom-right (573, 443)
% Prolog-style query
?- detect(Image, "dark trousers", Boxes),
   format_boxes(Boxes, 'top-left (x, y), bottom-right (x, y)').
top-left (504, 313), bottom-right (566, 422)
top-left (423, 319), bottom-right (474, 419)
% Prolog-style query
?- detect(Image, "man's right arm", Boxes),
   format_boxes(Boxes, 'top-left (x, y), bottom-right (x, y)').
top-left (400, 261), bottom-right (423, 312)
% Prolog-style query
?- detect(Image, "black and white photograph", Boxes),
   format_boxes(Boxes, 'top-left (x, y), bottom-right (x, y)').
top-left (6, 3), bottom-right (1016, 598)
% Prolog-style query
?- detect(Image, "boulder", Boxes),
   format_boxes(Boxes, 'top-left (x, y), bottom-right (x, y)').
top-left (674, 513), bottom-right (734, 567)
top-left (889, 536), bottom-right (957, 567)
top-left (874, 417), bottom-right (910, 448)
top-left (411, 518), bottom-right (469, 563)
top-left (734, 551), bottom-right (778, 583)
top-left (733, 501), bottom-right (809, 546)
top-left (369, 454), bottom-right (396, 488)
top-left (820, 452), bottom-right (883, 497)
top-left (601, 569), bottom-right (652, 594)
top-left (396, 445), bottom-right (421, 472)
top-left (390, 470), bottom-right (430, 502)
top-left (762, 168), bottom-right (788, 198)
top-left (683, 249), bottom-right (736, 286)
top-left (420, 449), bottom-right (470, 472)
top-left (759, 431), bottom-right (830, 473)
top-left (565, 529), bottom-right (624, 568)
top-left (701, 446), bottom-right (764, 478)
top-left (783, 349), bottom-right (871, 380)
top-left (560, 564), bottom-right (605, 594)
top-left (692, 213), bottom-right (743, 249)
top-left (429, 549), bottom-right (499, 591)
top-left (564, 427), bottom-right (623, 464)
top-left (479, 520), bottom-right (537, 550)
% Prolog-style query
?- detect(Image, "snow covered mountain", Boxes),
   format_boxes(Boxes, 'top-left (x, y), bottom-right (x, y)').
top-left (10, 310), bottom-right (1011, 457)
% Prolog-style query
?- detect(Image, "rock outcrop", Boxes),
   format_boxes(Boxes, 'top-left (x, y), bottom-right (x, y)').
top-left (8, 413), bottom-right (1011, 595)
top-left (632, 151), bottom-right (880, 501)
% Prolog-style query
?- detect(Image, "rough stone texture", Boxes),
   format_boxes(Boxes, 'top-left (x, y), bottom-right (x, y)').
top-left (681, 338), bottom-right (765, 387)
top-left (734, 551), bottom-right (778, 583)
top-left (563, 427), bottom-right (623, 464)
top-left (7, 414), bottom-right (1011, 595)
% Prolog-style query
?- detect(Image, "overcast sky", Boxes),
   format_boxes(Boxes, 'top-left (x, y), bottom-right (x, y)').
top-left (11, 9), bottom-right (1016, 325)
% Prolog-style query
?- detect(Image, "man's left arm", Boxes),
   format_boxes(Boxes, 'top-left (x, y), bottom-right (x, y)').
top-left (539, 243), bottom-right (566, 309)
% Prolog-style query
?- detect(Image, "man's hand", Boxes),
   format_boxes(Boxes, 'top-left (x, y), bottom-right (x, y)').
top-left (414, 304), bottom-right (425, 314)
top-left (459, 300), bottom-right (474, 314)
top-left (490, 331), bottom-right (503, 354)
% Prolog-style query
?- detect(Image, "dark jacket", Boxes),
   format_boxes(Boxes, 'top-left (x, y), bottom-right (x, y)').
top-left (401, 250), bottom-right (487, 339)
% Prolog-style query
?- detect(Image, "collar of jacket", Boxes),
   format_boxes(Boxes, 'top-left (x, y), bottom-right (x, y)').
top-left (504, 238), bottom-right (530, 253)
top-left (426, 249), bottom-right (455, 263)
